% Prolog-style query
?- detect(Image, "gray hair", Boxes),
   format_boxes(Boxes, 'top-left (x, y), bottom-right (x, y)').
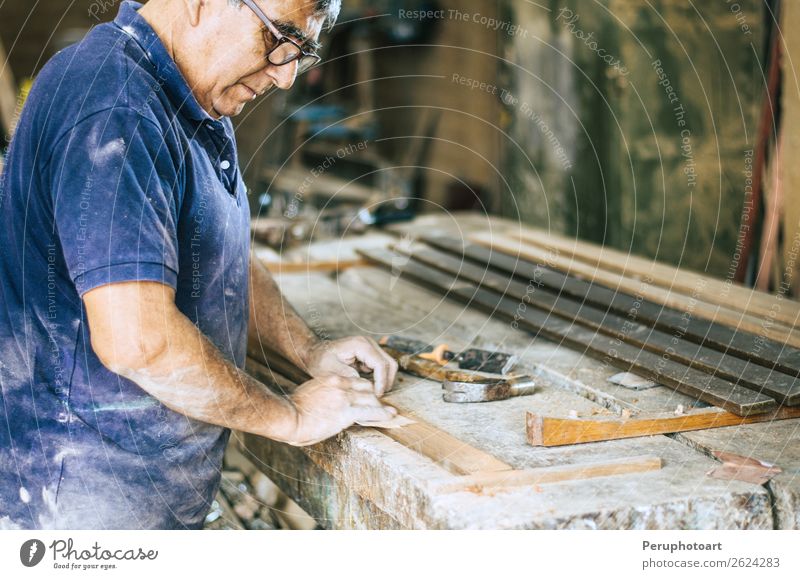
top-left (229, 0), bottom-right (342, 29)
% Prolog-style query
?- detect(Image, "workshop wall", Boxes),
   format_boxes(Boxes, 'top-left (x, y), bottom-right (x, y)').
top-left (0, 0), bottom-right (107, 81)
top-left (367, 0), bottom-right (505, 211)
top-left (502, 0), bottom-right (765, 277)
top-left (0, 0), bottom-right (770, 279)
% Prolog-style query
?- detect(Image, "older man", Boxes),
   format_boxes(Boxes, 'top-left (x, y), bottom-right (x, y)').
top-left (0, 0), bottom-right (397, 529)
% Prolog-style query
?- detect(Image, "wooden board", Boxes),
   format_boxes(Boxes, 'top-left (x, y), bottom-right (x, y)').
top-left (380, 419), bottom-right (512, 476)
top-left (528, 405), bottom-right (800, 446)
top-left (512, 228), bottom-right (800, 329)
top-left (262, 258), bottom-right (368, 275)
top-left (425, 235), bottom-right (800, 379)
top-left (430, 455), bottom-right (663, 493)
top-left (359, 248), bottom-right (778, 416)
top-left (405, 243), bottom-right (800, 405)
top-left (469, 232), bottom-right (800, 349)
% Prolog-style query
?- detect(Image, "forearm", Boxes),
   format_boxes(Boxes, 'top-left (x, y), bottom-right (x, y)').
top-left (86, 281), bottom-right (395, 447)
top-left (248, 254), bottom-right (320, 369)
top-left (112, 309), bottom-right (300, 444)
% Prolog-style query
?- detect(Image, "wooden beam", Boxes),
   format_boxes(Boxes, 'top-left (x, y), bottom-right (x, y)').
top-left (512, 228), bottom-right (800, 329)
top-left (0, 37), bottom-right (17, 140)
top-left (430, 455), bottom-right (663, 493)
top-left (359, 248), bottom-right (778, 416)
top-left (405, 243), bottom-right (800, 405)
top-left (245, 355), bottom-right (512, 476)
top-left (261, 258), bottom-right (368, 275)
top-left (527, 405), bottom-right (800, 447)
top-left (425, 234), bottom-right (800, 379)
top-left (469, 232), bottom-right (800, 348)
top-left (382, 419), bottom-right (512, 476)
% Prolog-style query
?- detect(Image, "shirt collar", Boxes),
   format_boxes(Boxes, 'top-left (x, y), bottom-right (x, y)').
top-left (113, 1), bottom-right (215, 123)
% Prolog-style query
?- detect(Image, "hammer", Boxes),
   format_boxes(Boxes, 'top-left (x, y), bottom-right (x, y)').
top-left (443, 376), bottom-right (537, 403)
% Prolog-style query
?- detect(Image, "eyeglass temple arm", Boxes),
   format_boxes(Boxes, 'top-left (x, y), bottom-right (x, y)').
top-left (241, 0), bottom-right (285, 41)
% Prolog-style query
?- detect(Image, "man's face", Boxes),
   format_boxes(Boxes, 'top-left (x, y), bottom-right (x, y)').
top-left (181, 0), bottom-right (325, 118)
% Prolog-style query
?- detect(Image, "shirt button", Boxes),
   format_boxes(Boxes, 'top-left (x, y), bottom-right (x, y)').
top-left (220, 160), bottom-right (231, 170)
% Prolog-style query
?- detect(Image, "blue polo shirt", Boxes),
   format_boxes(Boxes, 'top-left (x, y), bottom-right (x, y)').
top-left (0, 1), bottom-right (251, 529)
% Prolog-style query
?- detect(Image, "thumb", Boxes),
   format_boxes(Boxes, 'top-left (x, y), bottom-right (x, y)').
top-left (327, 360), bottom-right (360, 378)
top-left (353, 405), bottom-right (398, 425)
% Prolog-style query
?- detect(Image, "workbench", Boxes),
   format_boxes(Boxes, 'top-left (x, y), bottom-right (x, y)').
top-left (241, 213), bottom-right (800, 529)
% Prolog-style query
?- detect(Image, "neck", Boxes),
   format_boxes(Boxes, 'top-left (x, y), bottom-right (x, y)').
top-left (138, 0), bottom-right (178, 60)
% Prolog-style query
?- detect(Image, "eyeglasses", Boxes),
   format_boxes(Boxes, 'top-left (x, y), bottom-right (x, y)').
top-left (240, 0), bottom-right (321, 75)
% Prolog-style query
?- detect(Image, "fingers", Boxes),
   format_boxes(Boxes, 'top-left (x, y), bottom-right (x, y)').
top-left (347, 378), bottom-right (378, 394)
top-left (335, 336), bottom-right (398, 397)
top-left (384, 350), bottom-right (399, 394)
top-left (351, 404), bottom-right (397, 425)
top-left (330, 360), bottom-right (360, 379)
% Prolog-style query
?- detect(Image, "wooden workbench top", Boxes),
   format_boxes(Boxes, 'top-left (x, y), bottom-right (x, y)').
top-left (241, 213), bottom-right (800, 529)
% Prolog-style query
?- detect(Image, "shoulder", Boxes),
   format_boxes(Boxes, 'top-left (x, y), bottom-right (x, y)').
top-left (31, 23), bottom-right (167, 141)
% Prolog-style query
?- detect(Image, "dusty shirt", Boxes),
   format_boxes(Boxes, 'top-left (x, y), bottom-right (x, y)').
top-left (0, 1), bottom-right (250, 528)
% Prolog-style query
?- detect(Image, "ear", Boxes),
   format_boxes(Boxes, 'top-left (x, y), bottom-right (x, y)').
top-left (181, 0), bottom-right (205, 27)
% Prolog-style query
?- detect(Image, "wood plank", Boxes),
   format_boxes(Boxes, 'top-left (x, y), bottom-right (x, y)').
top-left (262, 166), bottom-right (377, 203)
top-left (427, 234), bottom-right (800, 378)
top-left (359, 248), bottom-right (778, 416)
top-left (261, 258), bottom-right (368, 275)
top-left (469, 232), bottom-right (800, 348)
top-left (244, 356), bottom-right (512, 476)
top-left (381, 419), bottom-right (512, 476)
top-left (513, 228), bottom-right (800, 329)
top-left (0, 38), bottom-right (17, 139)
top-left (405, 243), bottom-right (800, 405)
top-left (430, 455), bottom-right (663, 493)
top-left (527, 405), bottom-right (800, 446)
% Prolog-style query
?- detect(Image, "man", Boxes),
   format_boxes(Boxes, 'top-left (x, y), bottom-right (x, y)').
top-left (0, 0), bottom-right (398, 529)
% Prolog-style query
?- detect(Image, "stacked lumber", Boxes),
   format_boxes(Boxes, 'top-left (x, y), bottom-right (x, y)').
top-left (358, 229), bottom-right (800, 421)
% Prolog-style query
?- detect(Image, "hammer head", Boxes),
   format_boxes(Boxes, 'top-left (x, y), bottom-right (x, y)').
top-left (442, 377), bottom-right (535, 403)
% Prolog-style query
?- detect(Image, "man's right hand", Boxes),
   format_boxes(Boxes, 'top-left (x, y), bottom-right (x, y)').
top-left (286, 375), bottom-right (398, 446)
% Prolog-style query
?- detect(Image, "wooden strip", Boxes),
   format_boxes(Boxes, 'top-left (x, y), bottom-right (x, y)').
top-left (431, 455), bottom-right (663, 493)
top-left (470, 232), bottom-right (800, 349)
top-left (380, 419), bottom-right (512, 476)
top-left (359, 248), bottom-right (778, 416)
top-left (513, 228), bottom-right (800, 329)
top-left (427, 234), bottom-right (800, 378)
top-left (261, 258), bottom-right (368, 275)
top-left (406, 244), bottom-right (800, 405)
top-left (245, 356), bottom-right (512, 476)
top-left (527, 405), bottom-right (800, 447)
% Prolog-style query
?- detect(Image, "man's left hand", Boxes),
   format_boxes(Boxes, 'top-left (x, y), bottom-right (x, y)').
top-left (304, 337), bottom-right (398, 397)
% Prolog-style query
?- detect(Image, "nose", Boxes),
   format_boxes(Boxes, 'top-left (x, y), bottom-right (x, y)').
top-left (266, 60), bottom-right (298, 90)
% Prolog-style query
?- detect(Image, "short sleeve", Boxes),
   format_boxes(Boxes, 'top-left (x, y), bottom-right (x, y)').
top-left (49, 107), bottom-right (181, 296)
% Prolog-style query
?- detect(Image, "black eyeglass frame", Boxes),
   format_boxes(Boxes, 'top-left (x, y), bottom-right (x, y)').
top-left (240, 0), bottom-right (321, 74)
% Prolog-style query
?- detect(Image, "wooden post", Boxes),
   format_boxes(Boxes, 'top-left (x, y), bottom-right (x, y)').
top-left (0, 37), bottom-right (18, 141)
top-left (781, 3), bottom-right (800, 296)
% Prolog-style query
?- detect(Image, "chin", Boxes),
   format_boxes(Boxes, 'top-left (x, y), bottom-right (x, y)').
top-left (214, 103), bottom-right (245, 117)
top-left (212, 97), bottom-right (247, 118)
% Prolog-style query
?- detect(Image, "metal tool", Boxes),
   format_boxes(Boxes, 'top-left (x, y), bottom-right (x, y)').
top-left (381, 346), bottom-right (501, 383)
top-left (380, 335), bottom-right (518, 375)
top-left (442, 376), bottom-right (537, 404)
